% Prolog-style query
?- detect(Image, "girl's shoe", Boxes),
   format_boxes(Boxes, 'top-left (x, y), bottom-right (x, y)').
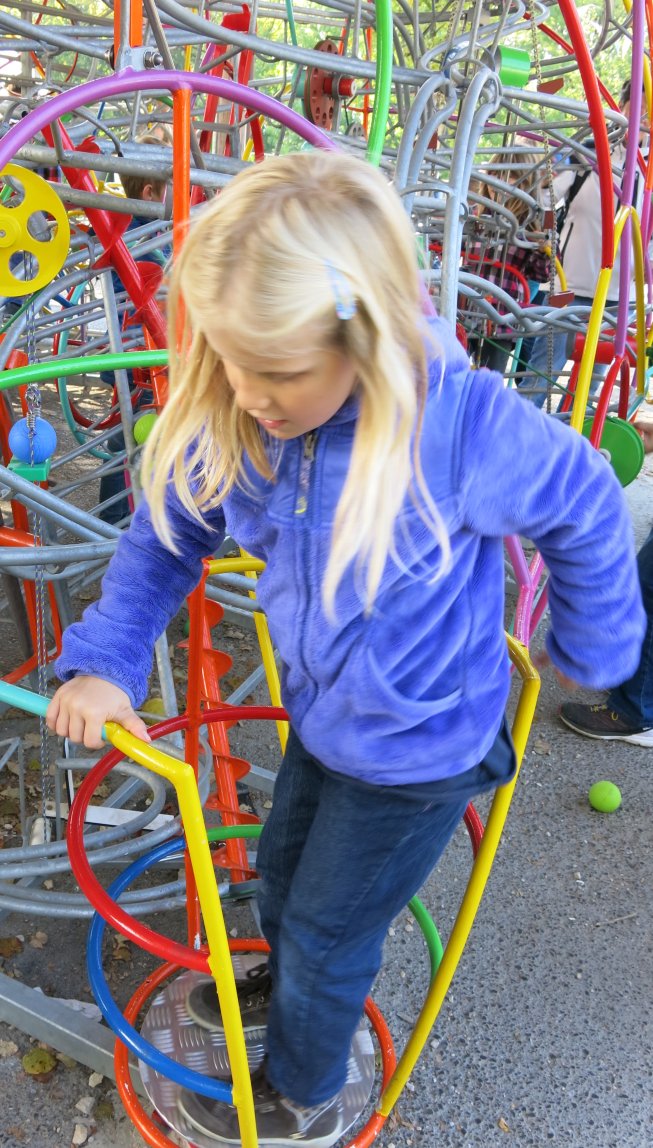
top-left (186, 959), bottom-right (271, 1033)
top-left (178, 1064), bottom-right (343, 1147)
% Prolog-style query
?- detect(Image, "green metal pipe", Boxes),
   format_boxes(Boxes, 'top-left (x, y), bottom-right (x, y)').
top-left (367, 0), bottom-right (393, 166)
top-left (0, 350), bottom-right (168, 391)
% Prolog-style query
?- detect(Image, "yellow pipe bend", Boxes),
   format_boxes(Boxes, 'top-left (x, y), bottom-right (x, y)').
top-left (377, 636), bottom-right (540, 1116)
top-left (104, 721), bottom-right (259, 1148)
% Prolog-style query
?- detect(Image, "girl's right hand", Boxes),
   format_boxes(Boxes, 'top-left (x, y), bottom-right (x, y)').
top-left (46, 676), bottom-right (151, 749)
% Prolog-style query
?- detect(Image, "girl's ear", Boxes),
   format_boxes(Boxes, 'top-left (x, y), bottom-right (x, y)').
top-left (141, 183), bottom-right (166, 202)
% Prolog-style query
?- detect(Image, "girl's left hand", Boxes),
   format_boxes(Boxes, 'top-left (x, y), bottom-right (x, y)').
top-left (531, 649), bottom-right (580, 691)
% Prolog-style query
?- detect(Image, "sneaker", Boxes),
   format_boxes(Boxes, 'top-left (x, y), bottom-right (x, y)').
top-left (559, 702), bottom-right (653, 747)
top-left (186, 960), bottom-right (271, 1034)
top-left (178, 1063), bottom-right (344, 1147)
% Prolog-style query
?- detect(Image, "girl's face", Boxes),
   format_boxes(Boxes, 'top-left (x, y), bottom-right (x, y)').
top-left (205, 331), bottom-right (358, 439)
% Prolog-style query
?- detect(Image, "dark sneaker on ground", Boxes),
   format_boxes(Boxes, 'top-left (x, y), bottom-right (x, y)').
top-left (178, 1064), bottom-right (344, 1147)
top-left (186, 960), bottom-right (271, 1033)
top-left (559, 702), bottom-right (653, 747)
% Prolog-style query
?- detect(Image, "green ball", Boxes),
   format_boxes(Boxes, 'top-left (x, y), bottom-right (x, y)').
top-left (133, 411), bottom-right (158, 445)
top-left (141, 696), bottom-right (166, 716)
top-left (588, 780), bottom-right (622, 813)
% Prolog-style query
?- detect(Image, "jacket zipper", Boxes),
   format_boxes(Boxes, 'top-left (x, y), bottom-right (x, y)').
top-left (295, 431), bottom-right (317, 516)
top-left (296, 431), bottom-right (317, 685)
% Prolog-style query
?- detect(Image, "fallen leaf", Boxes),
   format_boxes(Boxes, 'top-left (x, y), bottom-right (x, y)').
top-left (531, 737), bottom-right (551, 756)
top-left (111, 939), bottom-right (132, 963)
top-left (57, 1053), bottom-right (78, 1069)
top-left (498, 1116), bottom-right (511, 1132)
top-left (0, 936), bottom-right (23, 958)
top-left (22, 1048), bottom-right (57, 1076)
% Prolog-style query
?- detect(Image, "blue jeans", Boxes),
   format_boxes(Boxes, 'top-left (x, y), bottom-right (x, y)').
top-left (608, 528), bottom-right (653, 724)
top-left (517, 294), bottom-right (609, 408)
top-left (255, 722), bottom-right (516, 1106)
top-left (98, 369), bottom-right (151, 525)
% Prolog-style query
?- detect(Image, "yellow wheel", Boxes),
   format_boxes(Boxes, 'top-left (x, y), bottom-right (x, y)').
top-left (0, 164), bottom-right (70, 296)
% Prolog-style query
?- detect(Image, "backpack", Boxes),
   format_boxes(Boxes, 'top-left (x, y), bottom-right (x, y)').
top-left (554, 166), bottom-right (592, 236)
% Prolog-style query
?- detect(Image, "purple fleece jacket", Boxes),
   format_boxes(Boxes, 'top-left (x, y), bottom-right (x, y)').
top-left (56, 315), bottom-right (645, 785)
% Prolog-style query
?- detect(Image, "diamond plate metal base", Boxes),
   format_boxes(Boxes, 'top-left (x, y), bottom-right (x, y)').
top-left (139, 967), bottom-right (376, 1147)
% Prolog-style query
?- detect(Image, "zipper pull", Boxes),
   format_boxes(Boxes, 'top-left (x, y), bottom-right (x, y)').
top-left (295, 431), bottom-right (317, 516)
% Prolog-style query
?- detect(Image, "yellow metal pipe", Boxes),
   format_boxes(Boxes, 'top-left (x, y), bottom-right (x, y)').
top-left (239, 550), bottom-right (288, 751)
top-left (205, 553), bottom-right (287, 746)
top-left (104, 722), bottom-right (259, 1148)
top-left (570, 204), bottom-right (646, 430)
top-left (207, 557), bottom-right (265, 576)
top-left (377, 637), bottom-right (540, 1116)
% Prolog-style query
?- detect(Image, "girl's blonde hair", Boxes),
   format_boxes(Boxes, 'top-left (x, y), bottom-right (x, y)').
top-left (143, 149), bottom-right (450, 614)
top-left (482, 151), bottom-right (544, 228)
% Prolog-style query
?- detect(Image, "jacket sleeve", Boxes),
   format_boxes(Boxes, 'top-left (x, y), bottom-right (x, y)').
top-left (55, 491), bottom-right (226, 707)
top-left (457, 369), bottom-right (645, 688)
top-left (519, 244), bottom-right (551, 285)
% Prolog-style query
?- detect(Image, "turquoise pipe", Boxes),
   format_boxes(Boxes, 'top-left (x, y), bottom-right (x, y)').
top-left (0, 679), bottom-right (49, 720)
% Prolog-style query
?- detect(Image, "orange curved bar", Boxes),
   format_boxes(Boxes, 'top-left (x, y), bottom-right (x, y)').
top-left (115, 962), bottom-right (183, 1148)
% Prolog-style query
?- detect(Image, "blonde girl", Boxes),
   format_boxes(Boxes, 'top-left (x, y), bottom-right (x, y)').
top-left (466, 149), bottom-right (550, 373)
top-left (48, 150), bottom-right (643, 1147)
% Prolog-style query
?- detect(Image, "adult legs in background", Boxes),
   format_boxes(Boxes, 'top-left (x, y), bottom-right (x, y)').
top-left (608, 528), bottom-right (653, 724)
top-left (517, 294), bottom-right (611, 409)
top-left (560, 529), bottom-right (653, 743)
top-left (478, 337), bottom-right (512, 375)
top-left (478, 338), bottom-right (541, 380)
top-left (517, 321), bottom-right (568, 407)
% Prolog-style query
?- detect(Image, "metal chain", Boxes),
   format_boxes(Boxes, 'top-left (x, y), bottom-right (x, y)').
top-left (24, 257), bottom-right (52, 841)
top-left (526, 0), bottom-right (557, 412)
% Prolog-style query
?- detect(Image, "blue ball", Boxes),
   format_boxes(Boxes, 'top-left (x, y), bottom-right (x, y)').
top-left (9, 417), bottom-right (57, 464)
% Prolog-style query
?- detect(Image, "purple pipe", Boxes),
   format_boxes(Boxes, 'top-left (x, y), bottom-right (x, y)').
top-left (642, 187), bottom-right (653, 320)
top-left (0, 67), bottom-right (337, 172)
top-left (615, 0), bottom-right (645, 356)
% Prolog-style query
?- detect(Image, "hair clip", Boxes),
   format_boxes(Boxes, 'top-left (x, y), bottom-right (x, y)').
top-left (326, 262), bottom-right (357, 321)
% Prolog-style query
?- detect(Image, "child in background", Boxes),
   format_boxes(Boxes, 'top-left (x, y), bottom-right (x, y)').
top-left (144, 121), bottom-right (173, 146)
top-left (465, 151), bottom-right (550, 375)
top-left (518, 80), bottom-right (648, 407)
top-left (47, 151), bottom-right (643, 1147)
